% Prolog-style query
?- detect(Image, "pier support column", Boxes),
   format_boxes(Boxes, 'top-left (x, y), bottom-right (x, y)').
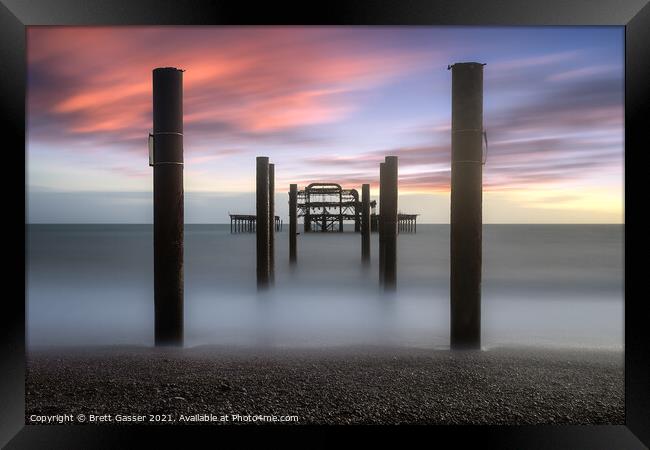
top-left (305, 189), bottom-right (311, 233)
top-left (383, 156), bottom-right (398, 290)
top-left (339, 192), bottom-right (344, 232)
top-left (361, 184), bottom-right (370, 263)
top-left (354, 200), bottom-right (361, 232)
top-left (449, 62), bottom-right (484, 350)
top-left (256, 156), bottom-right (270, 289)
top-left (152, 67), bottom-right (184, 346)
top-left (289, 184), bottom-right (297, 264)
top-left (269, 163), bottom-right (275, 284)
top-left (379, 163), bottom-right (386, 284)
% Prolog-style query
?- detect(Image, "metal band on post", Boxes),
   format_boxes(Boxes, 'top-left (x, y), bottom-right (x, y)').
top-left (451, 129), bottom-right (487, 164)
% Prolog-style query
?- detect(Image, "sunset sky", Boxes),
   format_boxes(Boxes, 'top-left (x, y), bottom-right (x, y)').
top-left (27, 26), bottom-right (624, 223)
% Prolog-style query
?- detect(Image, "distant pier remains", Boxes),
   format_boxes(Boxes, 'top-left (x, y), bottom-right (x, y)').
top-left (230, 215), bottom-right (281, 233)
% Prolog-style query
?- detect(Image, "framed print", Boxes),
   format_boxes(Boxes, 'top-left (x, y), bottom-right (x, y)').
top-left (1, 0), bottom-right (648, 448)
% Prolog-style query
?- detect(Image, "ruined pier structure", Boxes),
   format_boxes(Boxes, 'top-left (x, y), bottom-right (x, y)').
top-left (295, 183), bottom-right (417, 234)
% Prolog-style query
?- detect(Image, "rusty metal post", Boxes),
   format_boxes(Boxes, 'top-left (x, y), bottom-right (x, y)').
top-left (361, 183), bottom-right (370, 263)
top-left (339, 190), bottom-right (344, 232)
top-left (383, 156), bottom-right (398, 290)
top-left (354, 198), bottom-right (361, 232)
top-left (449, 62), bottom-right (484, 350)
top-left (256, 156), bottom-right (270, 289)
top-left (304, 187), bottom-right (311, 233)
top-left (269, 163), bottom-right (275, 284)
top-left (289, 184), bottom-right (297, 264)
top-left (152, 67), bottom-right (184, 346)
top-left (378, 162), bottom-right (386, 284)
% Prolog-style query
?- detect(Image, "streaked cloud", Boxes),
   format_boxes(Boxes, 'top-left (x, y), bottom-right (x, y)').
top-left (28, 27), bottom-right (432, 157)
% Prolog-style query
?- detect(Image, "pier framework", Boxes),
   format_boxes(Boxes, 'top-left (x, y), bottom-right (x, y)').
top-left (298, 183), bottom-right (360, 232)
top-left (371, 213), bottom-right (417, 233)
top-left (295, 183), bottom-right (416, 233)
top-left (230, 214), bottom-right (281, 233)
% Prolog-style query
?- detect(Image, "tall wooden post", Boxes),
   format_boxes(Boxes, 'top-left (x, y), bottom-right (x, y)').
top-left (378, 163), bottom-right (386, 284)
top-left (449, 62), bottom-right (484, 350)
top-left (383, 156), bottom-right (398, 290)
top-left (269, 163), bottom-right (275, 284)
top-left (256, 156), bottom-right (270, 289)
top-left (152, 67), bottom-right (184, 346)
top-left (354, 197), bottom-right (361, 232)
top-left (339, 190), bottom-right (344, 232)
top-left (361, 183), bottom-right (370, 262)
top-left (289, 184), bottom-right (297, 264)
top-left (304, 188), bottom-right (311, 233)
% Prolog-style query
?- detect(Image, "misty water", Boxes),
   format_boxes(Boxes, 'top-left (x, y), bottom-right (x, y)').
top-left (26, 224), bottom-right (623, 349)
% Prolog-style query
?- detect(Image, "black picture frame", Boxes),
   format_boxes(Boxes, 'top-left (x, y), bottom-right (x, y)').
top-left (2, 0), bottom-right (647, 447)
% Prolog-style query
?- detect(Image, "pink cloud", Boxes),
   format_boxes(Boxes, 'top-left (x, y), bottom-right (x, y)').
top-left (28, 27), bottom-right (431, 149)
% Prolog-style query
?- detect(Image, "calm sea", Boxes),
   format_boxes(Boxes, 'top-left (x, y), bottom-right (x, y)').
top-left (26, 224), bottom-right (624, 349)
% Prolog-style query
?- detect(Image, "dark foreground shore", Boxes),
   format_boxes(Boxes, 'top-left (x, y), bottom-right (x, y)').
top-left (26, 346), bottom-right (623, 425)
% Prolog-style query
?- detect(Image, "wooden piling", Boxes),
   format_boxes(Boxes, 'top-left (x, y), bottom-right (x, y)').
top-left (354, 197), bottom-right (361, 232)
top-left (289, 184), bottom-right (297, 264)
top-left (361, 183), bottom-right (370, 262)
top-left (383, 156), bottom-right (398, 290)
top-left (449, 62), bottom-right (484, 350)
top-left (269, 163), bottom-right (275, 284)
top-left (378, 162), bottom-right (386, 284)
top-left (304, 188), bottom-right (311, 233)
top-left (256, 156), bottom-right (270, 289)
top-left (152, 67), bottom-right (184, 346)
top-left (339, 192), bottom-right (344, 232)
